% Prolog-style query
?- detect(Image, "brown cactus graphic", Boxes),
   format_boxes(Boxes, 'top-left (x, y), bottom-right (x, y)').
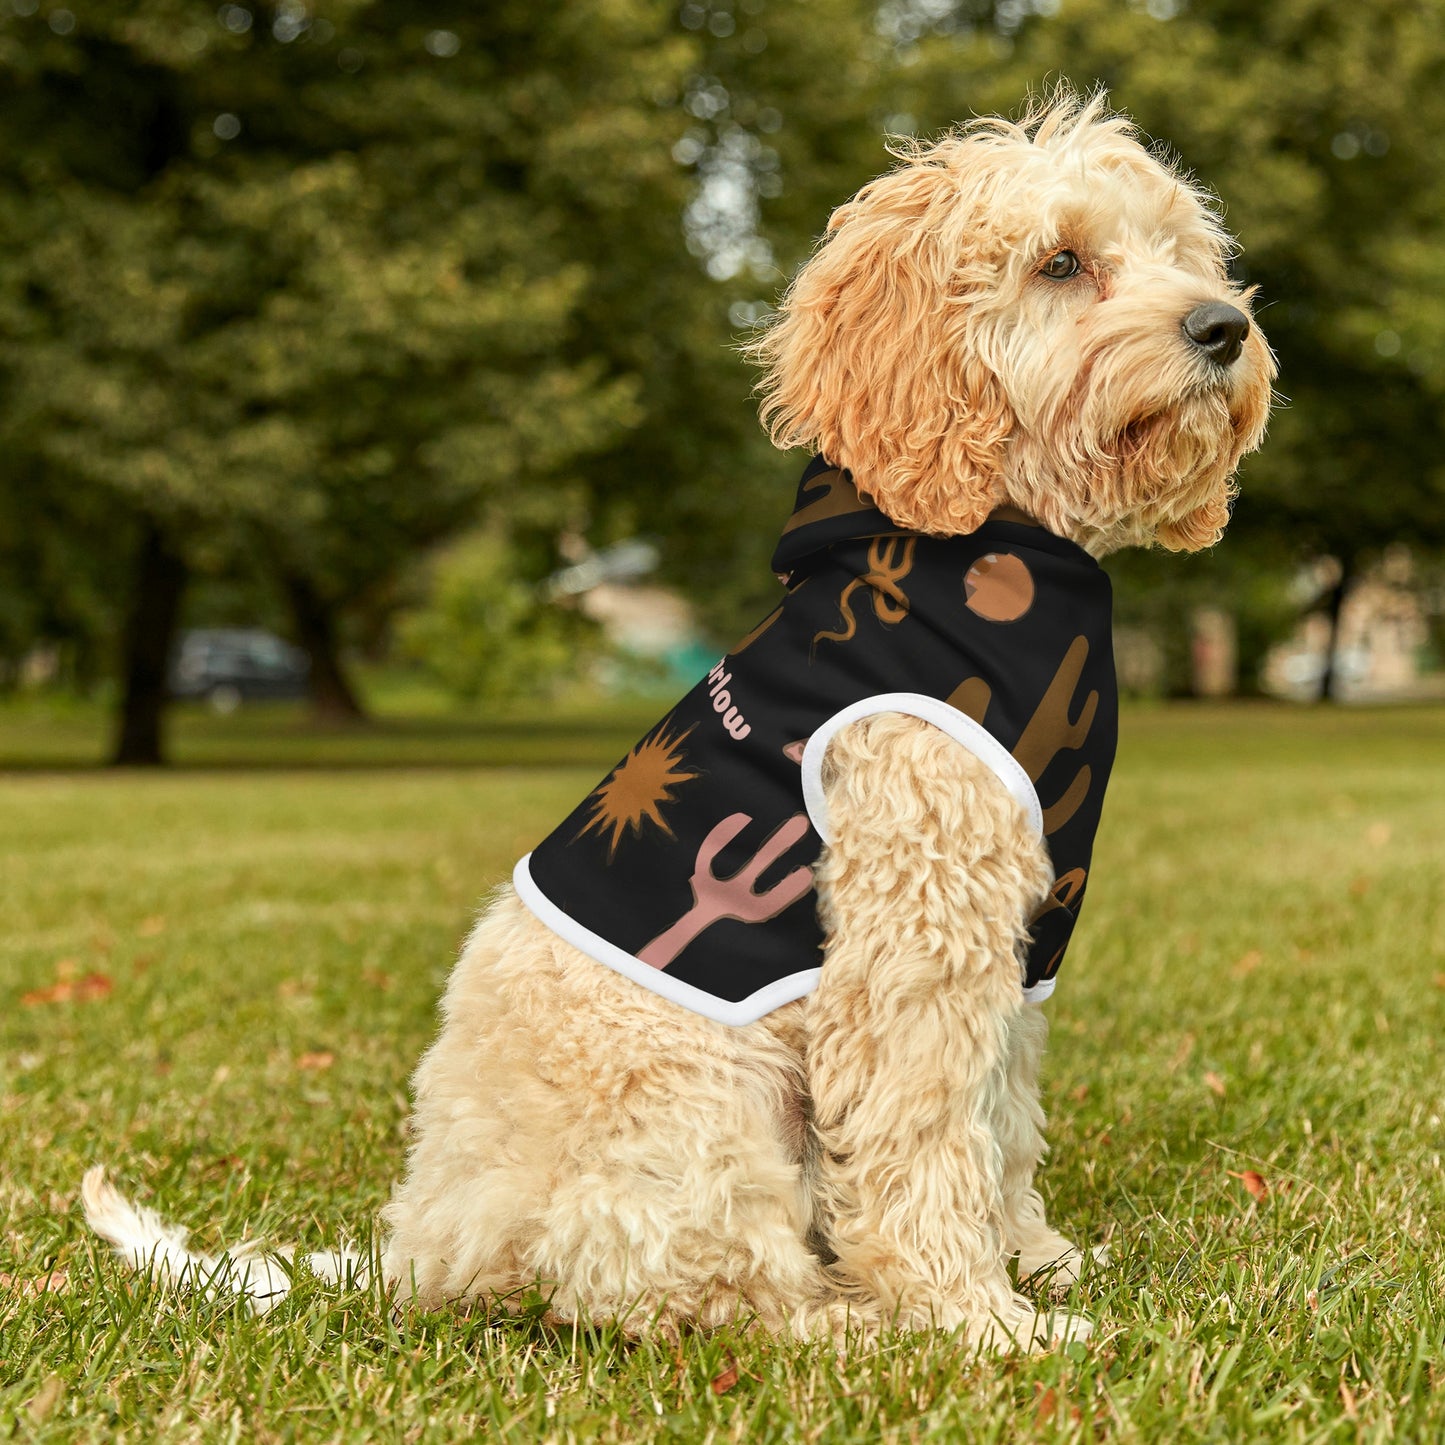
top-left (944, 635), bottom-right (1098, 836)
top-left (946, 675), bottom-right (992, 726)
top-left (1031, 867), bottom-right (1087, 980)
top-left (813, 536), bottom-right (916, 650)
top-left (1033, 866), bottom-right (1086, 921)
top-left (780, 467), bottom-right (872, 534)
top-left (1012, 635), bottom-right (1097, 834)
top-left (638, 812), bottom-right (814, 969)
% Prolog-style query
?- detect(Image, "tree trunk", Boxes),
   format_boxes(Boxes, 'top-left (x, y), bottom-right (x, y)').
top-left (1317, 556), bottom-right (1355, 703)
top-left (111, 521), bottom-right (187, 766)
top-left (283, 572), bottom-right (367, 724)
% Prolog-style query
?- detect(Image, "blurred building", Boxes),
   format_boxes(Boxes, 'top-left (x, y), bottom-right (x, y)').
top-left (1262, 551), bottom-right (1438, 701)
top-left (547, 540), bottom-right (713, 691)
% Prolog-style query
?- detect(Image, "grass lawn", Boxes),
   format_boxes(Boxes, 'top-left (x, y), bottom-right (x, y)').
top-left (2, 700), bottom-right (1443, 1442)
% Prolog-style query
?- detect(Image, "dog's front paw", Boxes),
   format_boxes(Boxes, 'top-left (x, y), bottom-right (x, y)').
top-left (1018, 1239), bottom-right (1110, 1294)
top-left (970, 1296), bottom-right (1093, 1353)
top-left (1031, 1308), bottom-right (1093, 1348)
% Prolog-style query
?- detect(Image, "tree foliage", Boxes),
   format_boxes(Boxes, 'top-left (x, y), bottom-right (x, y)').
top-left (2, 0), bottom-right (1443, 731)
top-left (397, 530), bottom-right (593, 705)
top-left (0, 3), bottom-right (684, 663)
top-left (0, 4), bottom-right (674, 751)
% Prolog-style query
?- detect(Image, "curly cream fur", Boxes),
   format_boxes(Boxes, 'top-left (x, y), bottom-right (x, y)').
top-left (747, 88), bottom-right (1274, 554)
top-left (380, 894), bottom-right (826, 1335)
top-left (381, 716), bottom-right (1086, 1350)
top-left (85, 87), bottom-right (1271, 1355)
top-left (804, 714), bottom-right (1077, 1341)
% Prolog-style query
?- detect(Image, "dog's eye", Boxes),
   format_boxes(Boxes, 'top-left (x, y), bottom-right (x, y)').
top-left (1041, 250), bottom-right (1081, 280)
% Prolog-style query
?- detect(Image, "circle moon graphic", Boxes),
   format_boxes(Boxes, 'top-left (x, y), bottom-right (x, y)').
top-left (963, 552), bottom-right (1035, 622)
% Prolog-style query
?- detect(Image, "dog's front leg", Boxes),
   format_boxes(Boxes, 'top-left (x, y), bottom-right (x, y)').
top-left (994, 1003), bottom-right (1097, 1289)
top-left (805, 712), bottom-right (1088, 1350)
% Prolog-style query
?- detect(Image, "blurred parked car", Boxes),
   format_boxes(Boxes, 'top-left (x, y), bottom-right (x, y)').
top-left (169, 629), bottom-right (310, 712)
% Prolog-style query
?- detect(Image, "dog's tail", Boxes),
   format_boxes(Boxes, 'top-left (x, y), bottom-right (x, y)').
top-left (81, 1165), bottom-right (368, 1315)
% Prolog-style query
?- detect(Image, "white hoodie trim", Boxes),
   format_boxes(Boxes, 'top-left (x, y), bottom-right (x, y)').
top-left (799, 692), bottom-right (1045, 843)
top-left (512, 854), bottom-right (821, 1028)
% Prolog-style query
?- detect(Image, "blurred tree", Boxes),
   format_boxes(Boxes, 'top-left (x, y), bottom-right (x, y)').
top-left (396, 529), bottom-right (594, 704)
top-left (0, 1), bottom-right (691, 758)
top-left (0, 0), bottom-right (904, 755)
top-left (0, 456), bottom-right (129, 693)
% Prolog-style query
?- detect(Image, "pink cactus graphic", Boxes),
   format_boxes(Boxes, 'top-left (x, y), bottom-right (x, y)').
top-left (638, 812), bottom-right (814, 969)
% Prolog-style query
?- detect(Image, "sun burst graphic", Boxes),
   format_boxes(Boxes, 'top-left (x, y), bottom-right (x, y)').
top-left (574, 721), bottom-right (699, 859)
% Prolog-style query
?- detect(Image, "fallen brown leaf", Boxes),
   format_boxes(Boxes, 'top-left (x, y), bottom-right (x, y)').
top-left (1204, 1071), bottom-right (1227, 1098)
top-left (362, 968), bottom-right (394, 992)
top-left (1348, 876), bottom-right (1372, 899)
top-left (1232, 949), bottom-right (1263, 977)
top-left (1168, 1034), bottom-right (1196, 1073)
top-left (1433, 973), bottom-right (1445, 990)
top-left (0, 1268), bottom-right (69, 1298)
top-left (1228, 1169), bottom-right (1268, 1201)
top-left (21, 982), bottom-right (69, 1006)
top-left (296, 1051), bottom-right (335, 1072)
top-left (1034, 1386), bottom-right (1058, 1426)
top-left (711, 1358), bottom-right (739, 1395)
top-left (21, 972), bottom-right (113, 1007)
top-left (27, 1374), bottom-right (64, 1423)
top-left (1070, 1084), bottom-right (1089, 1103)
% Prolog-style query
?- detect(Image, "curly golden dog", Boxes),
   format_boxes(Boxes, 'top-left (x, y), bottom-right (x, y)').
top-left (86, 90), bottom-right (1274, 1352)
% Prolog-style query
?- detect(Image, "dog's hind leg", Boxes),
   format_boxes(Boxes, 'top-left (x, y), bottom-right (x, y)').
top-left (514, 990), bottom-right (833, 1341)
top-left (383, 892), bottom-right (833, 1338)
top-left (993, 1004), bottom-right (1097, 1291)
top-left (804, 713), bottom-right (1091, 1350)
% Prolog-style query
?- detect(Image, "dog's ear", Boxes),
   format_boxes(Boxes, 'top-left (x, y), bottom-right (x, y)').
top-left (748, 150), bottom-right (1012, 536)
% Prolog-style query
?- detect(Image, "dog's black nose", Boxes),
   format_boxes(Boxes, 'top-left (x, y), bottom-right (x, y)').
top-left (1182, 302), bottom-right (1250, 367)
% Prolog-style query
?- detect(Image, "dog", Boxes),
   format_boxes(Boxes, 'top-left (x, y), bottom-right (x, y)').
top-left (85, 89), bottom-right (1274, 1351)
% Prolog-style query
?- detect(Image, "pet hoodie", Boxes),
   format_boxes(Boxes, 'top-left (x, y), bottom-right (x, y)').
top-left (515, 455), bottom-right (1119, 1026)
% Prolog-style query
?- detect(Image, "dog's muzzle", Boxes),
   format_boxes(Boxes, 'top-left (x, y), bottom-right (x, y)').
top-left (1182, 302), bottom-right (1250, 367)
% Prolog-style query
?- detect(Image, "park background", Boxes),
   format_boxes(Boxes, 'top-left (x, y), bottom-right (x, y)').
top-left (2, 0), bottom-right (1445, 751)
top-left (2, 2), bottom-right (1443, 1442)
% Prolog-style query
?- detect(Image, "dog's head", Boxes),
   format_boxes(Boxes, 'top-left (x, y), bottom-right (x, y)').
top-left (750, 89), bottom-right (1275, 554)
